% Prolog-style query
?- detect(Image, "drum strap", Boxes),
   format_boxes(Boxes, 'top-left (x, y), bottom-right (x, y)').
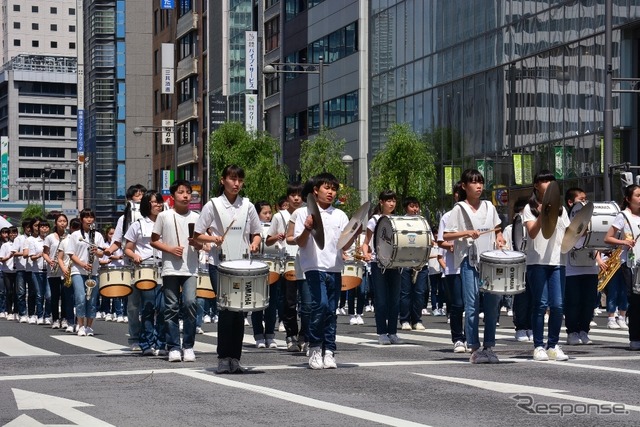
top-left (212, 197), bottom-right (250, 261)
top-left (456, 201), bottom-right (495, 268)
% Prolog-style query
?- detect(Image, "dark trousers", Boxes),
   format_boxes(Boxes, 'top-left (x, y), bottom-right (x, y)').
top-left (3, 272), bottom-right (16, 314)
top-left (564, 274), bottom-right (597, 334)
top-left (513, 282), bottom-right (533, 331)
top-left (210, 264), bottom-right (244, 360)
top-left (282, 277), bottom-right (299, 338)
top-left (444, 274), bottom-right (465, 343)
top-left (49, 277), bottom-right (63, 322)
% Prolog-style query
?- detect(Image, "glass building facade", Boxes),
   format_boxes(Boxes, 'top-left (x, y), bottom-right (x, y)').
top-left (370, 0), bottom-right (640, 218)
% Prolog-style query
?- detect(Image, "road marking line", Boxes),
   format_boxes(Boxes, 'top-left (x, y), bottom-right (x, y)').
top-left (177, 369), bottom-right (432, 427)
top-left (51, 335), bottom-right (130, 354)
top-left (0, 337), bottom-right (59, 356)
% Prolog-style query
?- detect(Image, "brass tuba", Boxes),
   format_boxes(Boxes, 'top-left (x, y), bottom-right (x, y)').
top-left (597, 247), bottom-right (622, 292)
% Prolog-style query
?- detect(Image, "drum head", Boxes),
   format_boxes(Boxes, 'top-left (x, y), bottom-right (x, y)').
top-left (480, 249), bottom-right (526, 263)
top-left (373, 216), bottom-right (394, 266)
top-left (219, 259), bottom-right (268, 272)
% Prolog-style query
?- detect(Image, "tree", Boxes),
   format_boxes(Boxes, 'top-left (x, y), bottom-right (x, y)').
top-left (369, 123), bottom-right (437, 214)
top-left (21, 204), bottom-right (45, 223)
top-left (299, 129), bottom-right (361, 217)
top-left (209, 122), bottom-right (288, 204)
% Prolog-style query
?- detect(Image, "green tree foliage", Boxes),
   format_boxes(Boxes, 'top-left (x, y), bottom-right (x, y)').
top-left (369, 123), bottom-right (437, 215)
top-left (21, 204), bottom-right (45, 223)
top-left (299, 129), bottom-right (361, 217)
top-left (209, 122), bottom-right (288, 205)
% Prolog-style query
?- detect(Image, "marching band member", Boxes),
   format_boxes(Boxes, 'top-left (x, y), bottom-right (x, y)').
top-left (251, 200), bottom-right (278, 349)
top-left (125, 190), bottom-right (167, 356)
top-left (362, 190), bottom-right (402, 346)
top-left (58, 218), bottom-right (81, 332)
top-left (12, 220), bottom-right (30, 323)
top-left (564, 188), bottom-right (599, 345)
top-left (23, 218), bottom-right (40, 323)
top-left (151, 180), bottom-right (201, 362)
top-left (29, 219), bottom-right (51, 325)
top-left (522, 170), bottom-right (570, 361)
top-left (294, 172), bottom-right (351, 369)
top-left (43, 214), bottom-right (68, 329)
top-left (266, 182), bottom-right (304, 351)
top-left (0, 227), bottom-right (12, 319)
top-left (444, 170), bottom-right (505, 364)
top-left (604, 184), bottom-right (640, 350)
top-left (194, 165), bottom-right (261, 374)
top-left (66, 209), bottom-right (106, 336)
top-left (508, 198), bottom-right (534, 342)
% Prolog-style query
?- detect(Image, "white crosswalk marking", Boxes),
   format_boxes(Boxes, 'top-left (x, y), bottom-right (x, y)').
top-left (0, 337), bottom-right (59, 356)
top-left (52, 335), bottom-right (131, 354)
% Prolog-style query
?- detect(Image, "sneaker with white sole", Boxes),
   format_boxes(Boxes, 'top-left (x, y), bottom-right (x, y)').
top-left (286, 337), bottom-right (300, 352)
top-left (203, 315), bottom-right (212, 324)
top-left (196, 326), bottom-right (204, 334)
top-left (349, 316), bottom-right (358, 325)
top-left (617, 317), bottom-right (629, 330)
top-left (266, 339), bottom-right (277, 349)
top-left (607, 317), bottom-right (621, 329)
top-left (515, 330), bottom-right (529, 342)
top-left (469, 348), bottom-right (489, 364)
top-left (278, 321), bottom-right (285, 331)
top-left (308, 347), bottom-right (323, 370)
top-left (154, 349), bottom-right (168, 357)
top-left (547, 345), bottom-right (569, 361)
top-left (412, 322), bottom-right (426, 331)
top-left (323, 351), bottom-right (337, 369)
top-left (51, 320), bottom-right (60, 329)
top-left (44, 317), bottom-right (52, 325)
top-left (217, 358), bottom-right (231, 374)
top-left (19, 315), bottom-right (28, 323)
top-left (255, 339), bottom-right (266, 349)
top-left (104, 313), bottom-right (113, 321)
top-left (77, 326), bottom-right (86, 336)
top-left (579, 331), bottom-right (593, 345)
top-left (388, 334), bottom-right (402, 344)
top-left (507, 309), bottom-right (513, 316)
top-left (401, 322), bottom-right (412, 331)
top-left (85, 327), bottom-right (94, 336)
top-left (244, 317), bottom-right (250, 326)
top-left (0, 312), bottom-right (6, 319)
top-left (589, 320), bottom-right (598, 327)
top-left (96, 312), bottom-right (103, 319)
top-left (28, 316), bottom-right (36, 324)
top-left (116, 315), bottom-right (125, 323)
top-left (130, 343), bottom-right (142, 351)
top-left (566, 332), bottom-right (582, 345)
top-left (230, 358), bottom-right (245, 373)
top-left (453, 341), bottom-right (467, 353)
top-left (65, 325), bottom-right (75, 333)
top-left (484, 347), bottom-right (499, 364)
top-left (533, 346), bottom-right (549, 361)
top-left (356, 314), bottom-right (364, 325)
top-left (378, 334), bottom-right (391, 345)
top-left (168, 349), bottom-right (182, 362)
top-left (36, 317), bottom-right (44, 325)
top-left (183, 348), bottom-right (196, 362)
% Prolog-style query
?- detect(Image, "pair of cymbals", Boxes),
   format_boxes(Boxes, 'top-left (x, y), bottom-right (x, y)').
top-left (540, 181), bottom-right (561, 239)
top-left (337, 201), bottom-right (370, 250)
top-left (560, 201), bottom-right (594, 253)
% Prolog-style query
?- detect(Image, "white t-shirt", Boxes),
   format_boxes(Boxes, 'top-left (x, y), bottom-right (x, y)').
top-left (437, 210), bottom-right (459, 275)
top-left (611, 209), bottom-right (640, 264)
top-left (66, 229), bottom-right (106, 276)
top-left (43, 233), bottom-right (64, 278)
top-left (112, 215), bottom-right (125, 244)
top-left (267, 209), bottom-right (296, 257)
top-left (152, 209), bottom-right (200, 276)
top-left (28, 236), bottom-right (46, 272)
top-left (365, 214), bottom-right (383, 262)
top-left (294, 204), bottom-right (348, 273)
top-left (289, 209), bottom-right (305, 280)
top-left (124, 217), bottom-right (157, 262)
top-left (522, 204), bottom-right (570, 266)
top-left (11, 234), bottom-right (27, 271)
top-left (0, 241), bottom-right (14, 272)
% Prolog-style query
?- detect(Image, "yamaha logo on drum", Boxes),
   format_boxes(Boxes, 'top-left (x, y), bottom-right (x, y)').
top-left (244, 281), bottom-right (253, 306)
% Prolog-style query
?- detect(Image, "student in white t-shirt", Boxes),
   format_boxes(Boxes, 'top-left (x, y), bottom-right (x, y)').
top-left (522, 170), bottom-right (570, 362)
top-left (605, 184), bottom-right (640, 350)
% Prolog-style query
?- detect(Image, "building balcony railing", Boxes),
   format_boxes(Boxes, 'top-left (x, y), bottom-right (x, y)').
top-left (177, 142), bottom-right (198, 168)
top-left (177, 11), bottom-right (198, 40)
top-left (176, 100), bottom-right (198, 124)
top-left (176, 55), bottom-right (198, 82)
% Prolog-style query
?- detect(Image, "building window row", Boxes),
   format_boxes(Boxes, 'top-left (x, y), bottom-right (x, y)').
top-left (12, 5), bottom-right (74, 14)
top-left (19, 82), bottom-right (76, 96)
top-left (18, 147), bottom-right (66, 158)
top-left (178, 32), bottom-right (196, 60)
top-left (19, 125), bottom-right (66, 137)
top-left (285, 0), bottom-right (325, 21)
top-left (285, 90), bottom-right (358, 140)
top-left (264, 17), bottom-right (279, 52)
top-left (179, 0), bottom-right (192, 17)
top-left (19, 103), bottom-right (71, 115)
top-left (309, 21), bottom-right (357, 64)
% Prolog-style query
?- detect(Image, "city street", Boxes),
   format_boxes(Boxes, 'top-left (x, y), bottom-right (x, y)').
top-left (0, 310), bottom-right (639, 426)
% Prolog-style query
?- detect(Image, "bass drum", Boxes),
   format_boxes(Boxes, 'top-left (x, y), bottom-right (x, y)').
top-left (374, 215), bottom-right (431, 269)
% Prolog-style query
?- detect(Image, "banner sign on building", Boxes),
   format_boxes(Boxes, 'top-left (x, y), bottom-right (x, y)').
top-left (162, 120), bottom-right (175, 145)
top-left (162, 43), bottom-right (175, 94)
top-left (475, 158), bottom-right (494, 190)
top-left (554, 145), bottom-right (576, 180)
top-left (209, 92), bottom-right (227, 131)
top-left (161, 0), bottom-right (175, 9)
top-left (245, 31), bottom-right (258, 90)
top-left (161, 170), bottom-right (174, 196)
top-left (443, 166), bottom-right (461, 195)
top-left (245, 94), bottom-right (257, 132)
top-left (512, 153), bottom-right (533, 185)
top-left (77, 109), bottom-right (85, 160)
top-left (1, 137), bottom-right (8, 201)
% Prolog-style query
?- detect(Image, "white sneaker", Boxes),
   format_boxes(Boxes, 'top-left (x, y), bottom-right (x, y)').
top-left (61, 319), bottom-right (68, 329)
top-left (256, 339), bottom-right (266, 349)
top-left (469, 348), bottom-right (489, 364)
top-left (19, 315), bottom-right (28, 323)
top-left (484, 347), bottom-right (499, 364)
top-left (130, 343), bottom-right (142, 351)
top-left (168, 349), bottom-right (182, 362)
top-left (196, 326), bottom-right (204, 334)
top-left (65, 325), bottom-right (74, 333)
top-left (566, 332), bottom-right (582, 345)
top-left (308, 347), bottom-right (323, 370)
top-left (617, 317), bottom-right (629, 330)
top-left (340, 307), bottom-right (347, 315)
top-left (95, 312), bottom-right (103, 319)
top-left (547, 345), bottom-right (569, 361)
top-left (213, 315), bottom-right (219, 323)
top-left (507, 309), bottom-right (513, 316)
top-left (478, 312), bottom-right (485, 320)
top-left (364, 304), bottom-right (373, 312)
top-left (244, 317), bottom-right (250, 326)
top-left (44, 317), bottom-right (52, 325)
top-left (77, 326), bottom-right (86, 336)
top-left (85, 327), bottom-right (94, 336)
top-left (533, 346), bottom-right (549, 361)
top-left (356, 314), bottom-right (364, 325)
top-left (183, 348), bottom-right (196, 362)
top-left (116, 315), bottom-right (125, 323)
top-left (323, 351), bottom-right (337, 369)
top-left (0, 312), bottom-right (6, 319)
top-left (594, 308), bottom-right (603, 315)
top-left (28, 316), bottom-right (36, 324)
top-left (544, 313), bottom-right (549, 323)
top-left (589, 320), bottom-right (597, 327)
top-left (607, 318), bottom-right (621, 329)
top-left (104, 313), bottom-right (113, 322)
top-left (203, 315), bottom-right (212, 324)
top-left (515, 330), bottom-right (529, 342)
top-left (266, 338), bottom-right (277, 349)
top-left (412, 322), bottom-right (426, 331)
top-left (401, 322), bottom-right (412, 331)
top-left (123, 316), bottom-right (128, 323)
top-left (51, 320), bottom-right (60, 329)
top-left (500, 307), bottom-right (507, 313)
top-left (36, 317), bottom-right (44, 325)
top-left (421, 308), bottom-right (429, 315)
top-left (453, 341), bottom-right (467, 353)
top-left (349, 316), bottom-right (358, 325)
top-left (579, 331), bottom-right (593, 345)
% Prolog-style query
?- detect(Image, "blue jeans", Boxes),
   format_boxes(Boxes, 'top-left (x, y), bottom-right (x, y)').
top-left (527, 264), bottom-right (565, 348)
top-left (163, 275), bottom-right (197, 351)
top-left (71, 274), bottom-right (98, 319)
top-left (297, 279), bottom-right (311, 343)
top-left (196, 297), bottom-right (213, 326)
top-left (127, 286), bottom-right (142, 345)
top-left (32, 271), bottom-right (50, 319)
top-left (399, 266), bottom-right (427, 325)
top-left (444, 274), bottom-right (465, 343)
top-left (251, 281), bottom-right (278, 339)
top-left (15, 270), bottom-right (27, 316)
top-left (306, 270), bottom-right (340, 352)
top-left (564, 274), bottom-right (597, 333)
top-left (429, 273), bottom-right (445, 310)
top-left (606, 268), bottom-right (629, 313)
top-left (461, 257), bottom-right (501, 349)
top-left (371, 263), bottom-right (401, 335)
top-left (140, 287), bottom-right (166, 351)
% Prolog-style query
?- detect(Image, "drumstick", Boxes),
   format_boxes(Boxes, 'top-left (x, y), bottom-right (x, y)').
top-left (221, 218), bottom-right (237, 240)
top-left (479, 227), bottom-right (502, 236)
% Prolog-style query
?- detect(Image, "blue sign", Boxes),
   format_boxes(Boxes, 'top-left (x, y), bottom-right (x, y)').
top-left (77, 109), bottom-right (85, 155)
top-left (161, 0), bottom-right (175, 9)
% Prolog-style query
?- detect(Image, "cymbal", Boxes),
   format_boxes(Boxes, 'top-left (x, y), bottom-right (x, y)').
top-left (561, 201), bottom-right (594, 253)
top-left (541, 180), bottom-right (561, 239)
top-left (512, 214), bottom-right (525, 252)
top-left (337, 201), bottom-right (370, 250)
top-left (306, 193), bottom-right (325, 250)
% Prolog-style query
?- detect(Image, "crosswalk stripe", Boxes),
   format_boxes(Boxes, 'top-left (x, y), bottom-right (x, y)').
top-left (51, 335), bottom-right (130, 354)
top-left (0, 337), bottom-right (59, 356)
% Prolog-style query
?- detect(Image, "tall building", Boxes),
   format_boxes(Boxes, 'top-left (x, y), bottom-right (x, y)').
top-left (0, 1), bottom-right (79, 218)
top-left (370, 1), bottom-right (640, 217)
top-left (81, 1), bottom-right (153, 224)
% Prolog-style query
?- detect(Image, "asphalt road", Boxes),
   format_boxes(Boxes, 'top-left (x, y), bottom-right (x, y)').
top-left (1, 310), bottom-right (639, 427)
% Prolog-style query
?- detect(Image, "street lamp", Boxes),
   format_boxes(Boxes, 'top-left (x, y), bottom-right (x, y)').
top-left (263, 56), bottom-right (327, 131)
top-left (41, 166), bottom-right (54, 214)
top-left (341, 154), bottom-right (354, 186)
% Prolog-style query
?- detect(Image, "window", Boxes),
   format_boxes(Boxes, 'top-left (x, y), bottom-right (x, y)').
top-left (50, 7), bottom-right (57, 14)
top-left (51, 41), bottom-right (57, 48)
top-left (69, 25), bottom-right (75, 32)
top-left (13, 4), bottom-right (19, 11)
top-left (32, 40), bottom-right (39, 47)
top-left (13, 39), bottom-right (20, 46)
top-left (32, 5), bottom-right (38, 13)
top-left (51, 24), bottom-right (57, 31)
top-left (69, 8), bottom-right (75, 15)
top-left (13, 22), bottom-right (19, 29)
top-left (265, 17), bottom-right (279, 52)
top-left (32, 23), bottom-right (39, 30)
top-left (69, 42), bottom-right (76, 49)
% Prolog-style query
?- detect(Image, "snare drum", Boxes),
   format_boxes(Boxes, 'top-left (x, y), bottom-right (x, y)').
top-left (573, 201), bottom-right (619, 250)
top-left (341, 260), bottom-right (364, 291)
top-left (134, 263), bottom-right (159, 291)
top-left (283, 256), bottom-right (296, 281)
top-left (254, 255), bottom-right (281, 285)
top-left (217, 260), bottom-right (269, 311)
top-left (98, 266), bottom-right (133, 298)
top-left (196, 268), bottom-right (216, 299)
top-left (478, 250), bottom-right (526, 295)
top-left (374, 215), bottom-right (432, 269)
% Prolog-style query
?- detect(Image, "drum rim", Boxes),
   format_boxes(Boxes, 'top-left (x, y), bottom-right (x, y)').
top-left (219, 260), bottom-right (268, 270)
